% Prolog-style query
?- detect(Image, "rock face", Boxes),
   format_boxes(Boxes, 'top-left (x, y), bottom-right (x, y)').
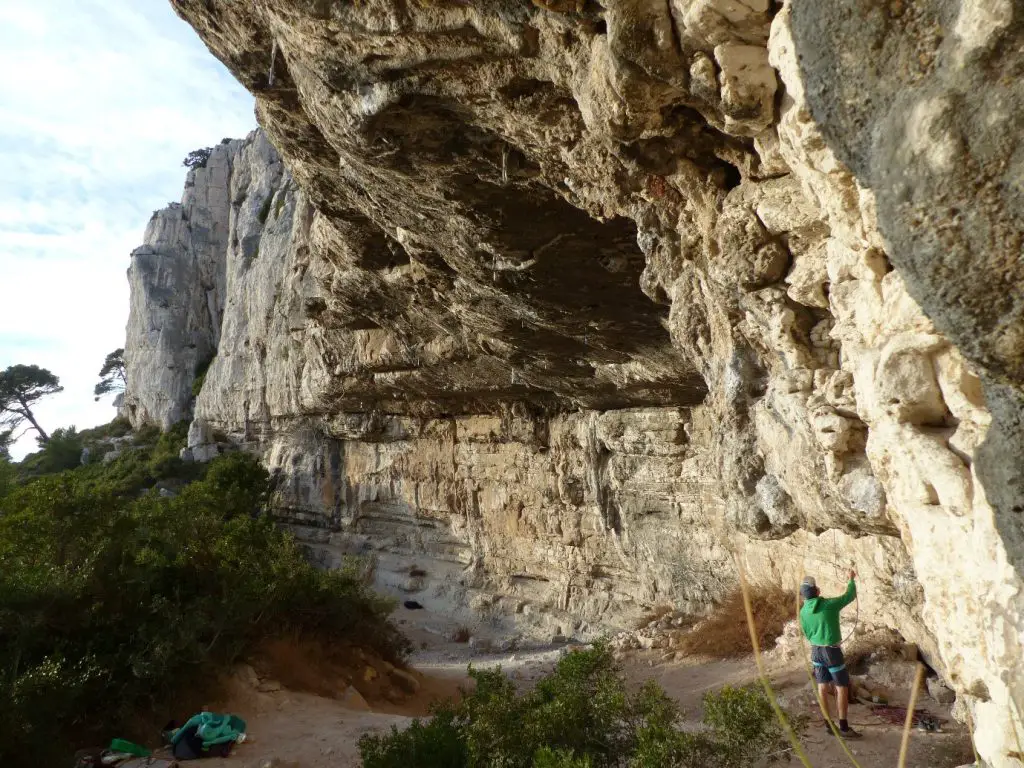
top-left (123, 133), bottom-right (298, 429)
top-left (118, 0), bottom-right (1024, 763)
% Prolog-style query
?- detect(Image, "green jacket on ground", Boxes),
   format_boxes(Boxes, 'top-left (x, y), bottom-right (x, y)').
top-left (171, 711), bottom-right (247, 749)
top-left (800, 579), bottom-right (856, 646)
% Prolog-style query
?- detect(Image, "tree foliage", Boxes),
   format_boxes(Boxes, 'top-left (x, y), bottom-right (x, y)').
top-left (0, 364), bottom-right (62, 443)
top-left (359, 643), bottom-right (800, 768)
top-left (93, 348), bottom-right (127, 401)
top-left (0, 438), bottom-right (407, 767)
top-left (29, 427), bottom-right (83, 474)
top-left (182, 147), bottom-right (213, 169)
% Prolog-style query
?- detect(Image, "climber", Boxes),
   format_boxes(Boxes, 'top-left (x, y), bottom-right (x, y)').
top-left (800, 571), bottom-right (861, 739)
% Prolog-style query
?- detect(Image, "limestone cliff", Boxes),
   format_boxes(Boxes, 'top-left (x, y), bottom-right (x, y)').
top-left (119, 0), bottom-right (1024, 763)
top-left (123, 133), bottom-right (300, 429)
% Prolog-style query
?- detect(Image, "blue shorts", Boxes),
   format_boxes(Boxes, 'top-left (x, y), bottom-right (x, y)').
top-left (811, 645), bottom-right (850, 687)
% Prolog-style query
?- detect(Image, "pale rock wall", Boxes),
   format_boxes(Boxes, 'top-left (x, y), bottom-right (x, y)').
top-left (123, 140), bottom-right (236, 428)
top-left (117, 0), bottom-right (1024, 762)
top-left (188, 132), bottom-right (321, 446)
top-left (770, 8), bottom-right (1024, 761)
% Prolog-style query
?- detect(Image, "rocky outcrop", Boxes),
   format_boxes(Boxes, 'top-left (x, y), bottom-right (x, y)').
top-left (117, 0), bottom-right (1024, 762)
top-left (123, 135), bottom-right (291, 429)
top-left (778, 4), bottom-right (1024, 759)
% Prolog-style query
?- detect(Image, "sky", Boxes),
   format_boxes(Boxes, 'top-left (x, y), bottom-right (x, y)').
top-left (0, 0), bottom-right (256, 458)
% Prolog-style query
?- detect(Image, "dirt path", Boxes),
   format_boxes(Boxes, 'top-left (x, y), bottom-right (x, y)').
top-left (193, 606), bottom-right (973, 768)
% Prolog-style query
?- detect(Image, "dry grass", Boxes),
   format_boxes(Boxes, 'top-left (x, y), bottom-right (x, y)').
top-left (450, 625), bottom-right (472, 643)
top-left (677, 585), bottom-right (792, 658)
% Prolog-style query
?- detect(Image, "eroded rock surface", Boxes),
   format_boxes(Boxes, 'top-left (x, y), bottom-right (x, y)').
top-left (118, 1), bottom-right (1024, 762)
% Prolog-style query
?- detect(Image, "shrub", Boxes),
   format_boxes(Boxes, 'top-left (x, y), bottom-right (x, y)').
top-left (18, 419), bottom-right (144, 480)
top-left (677, 586), bottom-right (792, 659)
top-left (258, 194), bottom-right (274, 224)
top-left (133, 423), bottom-right (161, 445)
top-left (19, 426), bottom-right (84, 475)
top-left (697, 683), bottom-right (800, 767)
top-left (533, 749), bottom-right (594, 768)
top-left (358, 643), bottom-right (799, 768)
top-left (0, 452), bottom-right (407, 767)
top-left (360, 707), bottom-right (467, 768)
top-left (107, 416), bottom-right (133, 437)
top-left (146, 419), bottom-right (190, 478)
top-left (77, 417), bottom-right (132, 443)
top-left (192, 353), bottom-right (216, 398)
top-left (0, 457), bottom-right (13, 498)
top-left (182, 147), bottom-right (213, 169)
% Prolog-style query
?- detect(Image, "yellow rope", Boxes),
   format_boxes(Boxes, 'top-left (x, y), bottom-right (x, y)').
top-left (897, 664), bottom-right (926, 768)
top-left (738, 563), bottom-right (815, 768)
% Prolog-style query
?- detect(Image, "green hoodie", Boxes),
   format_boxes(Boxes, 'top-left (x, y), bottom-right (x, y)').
top-left (800, 579), bottom-right (856, 646)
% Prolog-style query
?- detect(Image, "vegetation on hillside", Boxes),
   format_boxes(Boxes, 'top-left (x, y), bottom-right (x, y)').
top-left (0, 418), bottom-right (406, 767)
top-left (359, 642), bottom-right (801, 768)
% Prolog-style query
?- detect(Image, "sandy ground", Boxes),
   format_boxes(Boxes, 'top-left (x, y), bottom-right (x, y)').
top-left (187, 603), bottom-right (973, 768)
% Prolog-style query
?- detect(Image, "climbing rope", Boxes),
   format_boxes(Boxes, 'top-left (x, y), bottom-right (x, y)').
top-left (833, 527), bottom-right (860, 646)
top-left (800, 529), bottom-right (859, 645)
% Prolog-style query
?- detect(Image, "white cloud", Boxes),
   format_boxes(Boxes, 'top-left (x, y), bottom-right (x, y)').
top-left (0, 0), bottom-right (256, 458)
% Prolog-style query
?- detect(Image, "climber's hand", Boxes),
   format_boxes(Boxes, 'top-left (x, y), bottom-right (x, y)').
top-left (849, 569), bottom-right (857, 581)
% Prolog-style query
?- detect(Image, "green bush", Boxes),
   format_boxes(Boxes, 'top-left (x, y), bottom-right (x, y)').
top-left (0, 451), bottom-right (407, 767)
top-left (43, 420), bottom-right (197, 498)
top-left (133, 423), bottom-right (161, 445)
top-left (78, 416), bottom-right (132, 441)
top-left (182, 147), bottom-right (213, 169)
top-left (147, 419), bottom-right (190, 478)
top-left (19, 419), bottom-right (149, 480)
top-left (17, 426), bottom-right (84, 475)
top-left (192, 353), bottom-right (216, 398)
top-left (533, 749), bottom-right (594, 768)
top-left (358, 644), bottom-right (799, 768)
top-left (0, 458), bottom-right (13, 498)
top-left (360, 706), bottom-right (467, 768)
